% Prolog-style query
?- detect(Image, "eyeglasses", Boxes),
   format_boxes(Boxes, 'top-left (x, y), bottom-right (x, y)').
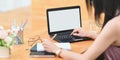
top-left (28, 35), bottom-right (42, 46)
top-left (28, 34), bottom-right (57, 46)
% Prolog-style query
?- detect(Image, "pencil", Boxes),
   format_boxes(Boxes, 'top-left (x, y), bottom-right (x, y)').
top-left (20, 19), bottom-right (28, 31)
top-left (39, 34), bottom-right (57, 43)
top-left (81, 49), bottom-right (87, 54)
top-left (38, 36), bottom-right (43, 43)
top-left (51, 34), bottom-right (57, 40)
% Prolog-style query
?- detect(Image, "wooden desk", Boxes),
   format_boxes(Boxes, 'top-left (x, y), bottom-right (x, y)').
top-left (0, 17), bottom-right (93, 60)
top-left (0, 8), bottom-right (92, 60)
top-left (0, 37), bottom-right (93, 60)
top-left (4, 39), bottom-right (92, 60)
top-left (0, 0), bottom-right (94, 60)
top-left (0, 18), bottom-right (93, 60)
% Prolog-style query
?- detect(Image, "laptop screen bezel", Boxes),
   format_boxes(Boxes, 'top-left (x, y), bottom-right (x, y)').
top-left (46, 6), bottom-right (82, 34)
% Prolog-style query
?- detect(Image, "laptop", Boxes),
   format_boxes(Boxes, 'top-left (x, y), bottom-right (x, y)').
top-left (46, 6), bottom-right (92, 42)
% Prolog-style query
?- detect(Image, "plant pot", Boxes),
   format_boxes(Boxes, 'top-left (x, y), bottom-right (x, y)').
top-left (0, 47), bottom-right (10, 58)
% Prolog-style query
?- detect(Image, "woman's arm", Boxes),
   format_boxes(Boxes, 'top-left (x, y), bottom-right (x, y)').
top-left (58, 19), bottom-right (118, 60)
top-left (43, 18), bottom-right (118, 60)
top-left (81, 19), bottom-right (118, 59)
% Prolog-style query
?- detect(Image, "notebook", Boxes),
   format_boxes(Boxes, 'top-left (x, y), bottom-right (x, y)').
top-left (30, 43), bottom-right (71, 57)
top-left (31, 43), bottom-right (71, 51)
top-left (46, 6), bottom-right (92, 42)
top-left (30, 44), bottom-right (55, 57)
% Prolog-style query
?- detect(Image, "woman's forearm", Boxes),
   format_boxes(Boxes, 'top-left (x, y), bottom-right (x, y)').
top-left (87, 32), bottom-right (98, 39)
top-left (59, 49), bottom-right (82, 60)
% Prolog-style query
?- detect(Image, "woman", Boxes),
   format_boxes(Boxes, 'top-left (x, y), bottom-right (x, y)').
top-left (42, 0), bottom-right (120, 60)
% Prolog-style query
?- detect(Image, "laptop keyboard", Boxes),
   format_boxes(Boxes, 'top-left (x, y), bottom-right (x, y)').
top-left (51, 31), bottom-right (73, 42)
top-left (56, 34), bottom-right (73, 40)
top-left (51, 31), bottom-right (93, 42)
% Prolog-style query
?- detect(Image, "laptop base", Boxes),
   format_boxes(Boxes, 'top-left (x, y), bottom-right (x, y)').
top-left (50, 33), bottom-right (93, 43)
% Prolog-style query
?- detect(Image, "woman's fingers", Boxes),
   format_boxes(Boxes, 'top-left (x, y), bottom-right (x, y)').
top-left (71, 28), bottom-right (79, 35)
top-left (71, 28), bottom-right (81, 36)
top-left (42, 39), bottom-right (60, 53)
top-left (72, 33), bottom-right (80, 36)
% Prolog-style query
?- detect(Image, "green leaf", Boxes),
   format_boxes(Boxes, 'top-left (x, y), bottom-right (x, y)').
top-left (0, 39), bottom-right (9, 48)
top-left (9, 39), bottom-right (14, 47)
top-left (7, 34), bottom-right (15, 47)
top-left (0, 34), bottom-right (14, 48)
top-left (0, 40), bottom-right (2, 46)
top-left (2, 40), bottom-right (6, 47)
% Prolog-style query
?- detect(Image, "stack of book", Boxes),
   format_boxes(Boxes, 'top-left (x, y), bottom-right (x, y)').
top-left (30, 43), bottom-right (71, 57)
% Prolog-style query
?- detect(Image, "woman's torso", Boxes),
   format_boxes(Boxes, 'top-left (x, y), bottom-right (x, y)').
top-left (104, 46), bottom-right (120, 60)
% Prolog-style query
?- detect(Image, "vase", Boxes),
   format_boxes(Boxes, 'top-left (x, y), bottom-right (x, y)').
top-left (0, 47), bottom-right (10, 58)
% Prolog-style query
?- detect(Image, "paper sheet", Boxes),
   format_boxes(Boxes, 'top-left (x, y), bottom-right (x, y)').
top-left (37, 43), bottom-right (71, 51)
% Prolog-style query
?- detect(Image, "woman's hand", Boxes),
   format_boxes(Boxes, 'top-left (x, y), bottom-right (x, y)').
top-left (42, 39), bottom-right (60, 53)
top-left (71, 28), bottom-right (97, 39)
top-left (71, 28), bottom-right (89, 37)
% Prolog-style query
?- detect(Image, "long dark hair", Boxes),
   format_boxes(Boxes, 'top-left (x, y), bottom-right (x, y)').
top-left (86, 0), bottom-right (120, 60)
top-left (86, 0), bottom-right (120, 28)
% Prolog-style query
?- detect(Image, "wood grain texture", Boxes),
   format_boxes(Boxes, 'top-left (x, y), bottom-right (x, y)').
top-left (0, 0), bottom-right (93, 60)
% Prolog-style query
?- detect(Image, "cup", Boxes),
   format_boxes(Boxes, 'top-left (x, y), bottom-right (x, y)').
top-left (0, 47), bottom-right (10, 58)
top-left (14, 29), bottom-right (24, 45)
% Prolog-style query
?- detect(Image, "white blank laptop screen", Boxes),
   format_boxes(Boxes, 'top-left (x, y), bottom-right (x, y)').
top-left (48, 8), bottom-right (81, 32)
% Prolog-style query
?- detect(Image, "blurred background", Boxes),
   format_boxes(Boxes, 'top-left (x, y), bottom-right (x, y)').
top-left (0, 0), bottom-right (31, 29)
top-left (0, 0), bottom-right (101, 38)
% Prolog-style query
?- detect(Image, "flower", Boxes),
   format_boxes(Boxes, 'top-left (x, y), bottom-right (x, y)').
top-left (0, 26), bottom-right (14, 48)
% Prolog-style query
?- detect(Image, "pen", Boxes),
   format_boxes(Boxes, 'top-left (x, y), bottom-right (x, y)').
top-left (39, 36), bottom-right (43, 43)
top-left (51, 34), bottom-right (57, 40)
top-left (14, 19), bottom-right (17, 27)
top-left (20, 19), bottom-right (28, 31)
top-left (81, 49), bottom-right (87, 54)
top-left (37, 34), bottom-right (57, 44)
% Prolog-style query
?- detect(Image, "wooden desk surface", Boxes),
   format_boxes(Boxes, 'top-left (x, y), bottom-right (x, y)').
top-left (0, 17), bottom-right (93, 60)
top-left (7, 39), bottom-right (92, 60)
top-left (0, 0), bottom-right (93, 60)
top-left (0, 15), bottom-right (93, 60)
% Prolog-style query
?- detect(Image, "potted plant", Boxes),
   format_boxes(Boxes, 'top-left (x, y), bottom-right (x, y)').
top-left (0, 26), bottom-right (14, 58)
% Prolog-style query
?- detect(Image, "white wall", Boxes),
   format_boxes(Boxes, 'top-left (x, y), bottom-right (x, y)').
top-left (14, 0), bottom-right (31, 9)
top-left (0, 0), bottom-right (31, 12)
